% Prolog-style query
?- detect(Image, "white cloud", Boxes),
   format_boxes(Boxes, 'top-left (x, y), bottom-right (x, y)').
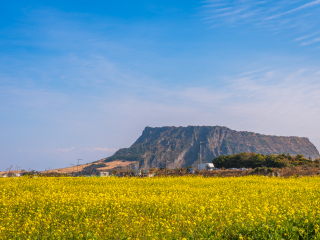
top-left (267, 0), bottom-right (320, 19)
top-left (81, 147), bottom-right (118, 152)
top-left (55, 147), bottom-right (75, 152)
top-left (300, 37), bottom-right (320, 46)
top-left (201, 0), bottom-right (320, 45)
top-left (294, 32), bottom-right (320, 41)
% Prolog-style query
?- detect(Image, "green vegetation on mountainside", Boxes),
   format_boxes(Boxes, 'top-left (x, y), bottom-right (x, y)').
top-left (213, 152), bottom-right (319, 169)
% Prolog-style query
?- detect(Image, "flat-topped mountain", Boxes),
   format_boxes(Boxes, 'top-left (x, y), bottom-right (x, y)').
top-left (105, 126), bottom-right (319, 169)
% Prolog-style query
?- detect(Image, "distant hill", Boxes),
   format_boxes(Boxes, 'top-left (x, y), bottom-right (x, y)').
top-left (104, 126), bottom-right (319, 169)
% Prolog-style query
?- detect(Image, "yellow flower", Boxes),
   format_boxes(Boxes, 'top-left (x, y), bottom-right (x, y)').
top-left (0, 176), bottom-right (320, 239)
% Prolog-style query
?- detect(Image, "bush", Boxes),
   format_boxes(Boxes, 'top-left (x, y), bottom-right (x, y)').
top-left (253, 167), bottom-right (262, 173)
top-left (213, 153), bottom-right (311, 169)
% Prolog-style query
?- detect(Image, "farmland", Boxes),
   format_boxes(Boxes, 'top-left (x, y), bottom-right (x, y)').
top-left (1, 176), bottom-right (320, 239)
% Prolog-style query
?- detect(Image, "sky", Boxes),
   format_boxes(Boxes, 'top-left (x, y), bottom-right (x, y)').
top-left (1, 0), bottom-right (320, 171)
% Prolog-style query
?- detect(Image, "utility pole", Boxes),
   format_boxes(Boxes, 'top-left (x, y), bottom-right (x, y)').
top-left (70, 164), bottom-right (74, 177)
top-left (166, 160), bottom-right (169, 175)
top-left (199, 141), bottom-right (205, 171)
top-left (77, 159), bottom-right (82, 174)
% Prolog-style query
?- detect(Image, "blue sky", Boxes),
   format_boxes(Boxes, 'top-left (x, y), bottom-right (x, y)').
top-left (1, 0), bottom-right (320, 171)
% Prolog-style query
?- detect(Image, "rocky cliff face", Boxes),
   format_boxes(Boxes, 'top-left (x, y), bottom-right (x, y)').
top-left (105, 126), bottom-right (319, 169)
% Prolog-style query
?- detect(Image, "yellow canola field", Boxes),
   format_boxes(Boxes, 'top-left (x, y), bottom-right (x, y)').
top-left (1, 176), bottom-right (320, 239)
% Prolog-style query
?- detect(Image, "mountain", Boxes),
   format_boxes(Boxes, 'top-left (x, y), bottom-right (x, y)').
top-left (104, 126), bottom-right (319, 169)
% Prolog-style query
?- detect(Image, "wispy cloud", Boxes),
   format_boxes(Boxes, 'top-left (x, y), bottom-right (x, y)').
top-left (201, 0), bottom-right (320, 46)
top-left (300, 37), bottom-right (320, 46)
top-left (81, 147), bottom-right (118, 152)
top-left (267, 0), bottom-right (320, 19)
top-left (294, 32), bottom-right (320, 41)
top-left (56, 147), bottom-right (75, 152)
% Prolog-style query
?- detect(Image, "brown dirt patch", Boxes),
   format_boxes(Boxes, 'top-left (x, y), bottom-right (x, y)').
top-left (44, 160), bottom-right (136, 174)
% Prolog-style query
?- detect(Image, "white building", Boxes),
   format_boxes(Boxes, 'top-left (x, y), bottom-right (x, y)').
top-left (100, 172), bottom-right (109, 177)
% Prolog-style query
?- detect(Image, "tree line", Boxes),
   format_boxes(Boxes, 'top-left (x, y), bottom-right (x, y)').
top-left (212, 152), bottom-right (319, 169)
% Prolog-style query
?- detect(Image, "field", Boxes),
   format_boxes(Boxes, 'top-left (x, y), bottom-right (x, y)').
top-left (1, 177), bottom-right (320, 239)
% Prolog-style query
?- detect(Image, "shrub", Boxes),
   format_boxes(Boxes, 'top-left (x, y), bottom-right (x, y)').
top-left (213, 152), bottom-right (311, 169)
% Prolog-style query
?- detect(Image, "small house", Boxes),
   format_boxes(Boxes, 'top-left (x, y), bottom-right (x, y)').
top-left (100, 172), bottom-right (110, 177)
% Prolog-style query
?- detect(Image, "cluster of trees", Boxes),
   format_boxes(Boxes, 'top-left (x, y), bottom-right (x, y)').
top-left (19, 171), bottom-right (69, 177)
top-left (104, 147), bottom-right (144, 162)
top-left (105, 154), bottom-right (142, 162)
top-left (213, 152), bottom-right (316, 169)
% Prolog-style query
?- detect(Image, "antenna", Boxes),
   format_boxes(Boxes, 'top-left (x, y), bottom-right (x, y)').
top-left (77, 159), bottom-right (83, 174)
